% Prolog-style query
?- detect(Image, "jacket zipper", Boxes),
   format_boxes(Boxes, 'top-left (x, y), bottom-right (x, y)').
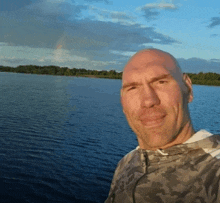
top-left (132, 151), bottom-right (149, 203)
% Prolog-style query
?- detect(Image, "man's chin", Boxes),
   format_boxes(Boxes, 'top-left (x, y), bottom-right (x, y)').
top-left (138, 131), bottom-right (174, 150)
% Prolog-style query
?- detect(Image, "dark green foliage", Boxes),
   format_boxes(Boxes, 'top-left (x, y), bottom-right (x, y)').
top-left (186, 72), bottom-right (220, 86)
top-left (0, 65), bottom-right (123, 79)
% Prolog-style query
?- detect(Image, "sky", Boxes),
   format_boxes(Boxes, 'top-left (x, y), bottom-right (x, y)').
top-left (1, 0), bottom-right (220, 73)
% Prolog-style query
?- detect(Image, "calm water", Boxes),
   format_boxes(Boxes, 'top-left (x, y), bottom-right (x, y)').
top-left (0, 72), bottom-right (219, 203)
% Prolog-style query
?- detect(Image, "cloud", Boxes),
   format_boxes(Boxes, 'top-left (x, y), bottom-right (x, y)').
top-left (210, 58), bottom-right (220, 62)
top-left (0, 44), bottom-right (120, 70)
top-left (177, 58), bottom-right (220, 73)
top-left (0, 1), bottom-right (178, 51)
top-left (207, 14), bottom-right (220, 28)
top-left (51, 49), bottom-right (89, 63)
top-left (74, 0), bottom-right (112, 4)
top-left (210, 34), bottom-right (220, 38)
top-left (0, 0), bottom-right (32, 11)
top-left (110, 50), bottom-right (136, 57)
top-left (0, 10), bottom-right (178, 50)
top-left (83, 0), bottom-right (111, 4)
top-left (25, 0), bottom-right (88, 22)
top-left (89, 6), bottom-right (136, 25)
top-left (138, 2), bottom-right (178, 21)
top-left (1, 57), bottom-right (24, 65)
top-left (140, 9), bottom-right (160, 21)
top-left (0, 42), bottom-right (8, 46)
top-left (110, 12), bottom-right (134, 20)
top-left (0, 0), bottom-right (179, 71)
top-left (142, 2), bottom-right (177, 10)
top-left (0, 0), bottom-right (86, 49)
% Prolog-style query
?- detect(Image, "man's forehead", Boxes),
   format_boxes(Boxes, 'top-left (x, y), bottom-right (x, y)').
top-left (124, 61), bottom-right (172, 73)
top-left (122, 64), bottom-right (171, 83)
top-left (122, 49), bottom-right (181, 82)
top-left (124, 51), bottom-right (176, 72)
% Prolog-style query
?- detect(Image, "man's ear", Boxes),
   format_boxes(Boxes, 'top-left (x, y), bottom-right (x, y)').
top-left (183, 73), bottom-right (193, 103)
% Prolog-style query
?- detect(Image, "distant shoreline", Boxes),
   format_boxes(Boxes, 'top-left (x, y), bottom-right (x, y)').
top-left (1, 65), bottom-right (220, 86)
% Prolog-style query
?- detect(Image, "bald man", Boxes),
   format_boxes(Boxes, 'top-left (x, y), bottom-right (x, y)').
top-left (105, 49), bottom-right (220, 203)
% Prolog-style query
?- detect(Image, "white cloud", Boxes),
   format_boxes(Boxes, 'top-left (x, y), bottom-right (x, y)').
top-left (137, 1), bottom-right (178, 21)
top-left (0, 1), bottom-right (179, 71)
top-left (52, 49), bottom-right (89, 63)
top-left (46, 0), bottom-right (66, 3)
top-left (89, 6), bottom-right (136, 25)
top-left (142, 2), bottom-right (177, 10)
top-left (26, 0), bottom-right (62, 15)
top-left (0, 43), bottom-right (121, 70)
top-left (110, 50), bottom-right (135, 57)
top-left (0, 42), bottom-right (8, 46)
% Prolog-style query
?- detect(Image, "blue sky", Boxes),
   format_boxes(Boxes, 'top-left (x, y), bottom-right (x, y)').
top-left (1, 0), bottom-right (220, 73)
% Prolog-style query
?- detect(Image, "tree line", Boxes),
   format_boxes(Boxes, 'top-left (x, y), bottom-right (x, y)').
top-left (186, 72), bottom-right (220, 86)
top-left (0, 65), bottom-right (220, 86)
top-left (0, 65), bottom-right (122, 79)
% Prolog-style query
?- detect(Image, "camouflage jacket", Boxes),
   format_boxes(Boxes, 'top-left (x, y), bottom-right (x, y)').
top-left (105, 130), bottom-right (220, 203)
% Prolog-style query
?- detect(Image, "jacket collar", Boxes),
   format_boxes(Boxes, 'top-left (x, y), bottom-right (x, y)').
top-left (136, 129), bottom-right (215, 158)
top-left (184, 129), bottom-right (212, 144)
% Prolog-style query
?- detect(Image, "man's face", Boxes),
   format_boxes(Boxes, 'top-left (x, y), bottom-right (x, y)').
top-left (121, 50), bottom-right (193, 150)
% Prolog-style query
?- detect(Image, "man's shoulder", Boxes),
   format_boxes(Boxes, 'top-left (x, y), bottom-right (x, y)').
top-left (188, 131), bottom-right (220, 161)
top-left (200, 134), bottom-right (220, 160)
top-left (116, 148), bottom-right (139, 170)
top-left (112, 148), bottom-right (142, 178)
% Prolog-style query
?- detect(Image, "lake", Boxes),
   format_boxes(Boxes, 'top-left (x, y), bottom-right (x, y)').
top-left (0, 72), bottom-right (219, 203)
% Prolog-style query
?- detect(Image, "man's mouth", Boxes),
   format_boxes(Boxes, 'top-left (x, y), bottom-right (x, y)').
top-left (140, 115), bottom-right (166, 127)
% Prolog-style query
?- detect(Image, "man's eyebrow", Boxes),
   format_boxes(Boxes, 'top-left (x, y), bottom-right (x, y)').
top-left (149, 74), bottom-right (172, 83)
top-left (122, 82), bottom-right (141, 89)
top-left (122, 74), bottom-right (172, 89)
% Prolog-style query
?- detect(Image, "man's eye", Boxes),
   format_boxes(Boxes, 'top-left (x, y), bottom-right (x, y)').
top-left (128, 86), bottom-right (136, 91)
top-left (158, 80), bottom-right (167, 84)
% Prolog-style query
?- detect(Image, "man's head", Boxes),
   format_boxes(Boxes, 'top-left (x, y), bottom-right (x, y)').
top-left (121, 49), bottom-right (194, 150)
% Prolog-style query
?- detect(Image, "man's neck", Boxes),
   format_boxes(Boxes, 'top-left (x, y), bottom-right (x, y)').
top-left (139, 121), bottom-right (195, 151)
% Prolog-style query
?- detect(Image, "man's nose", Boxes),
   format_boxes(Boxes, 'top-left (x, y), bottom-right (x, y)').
top-left (140, 84), bottom-right (160, 108)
